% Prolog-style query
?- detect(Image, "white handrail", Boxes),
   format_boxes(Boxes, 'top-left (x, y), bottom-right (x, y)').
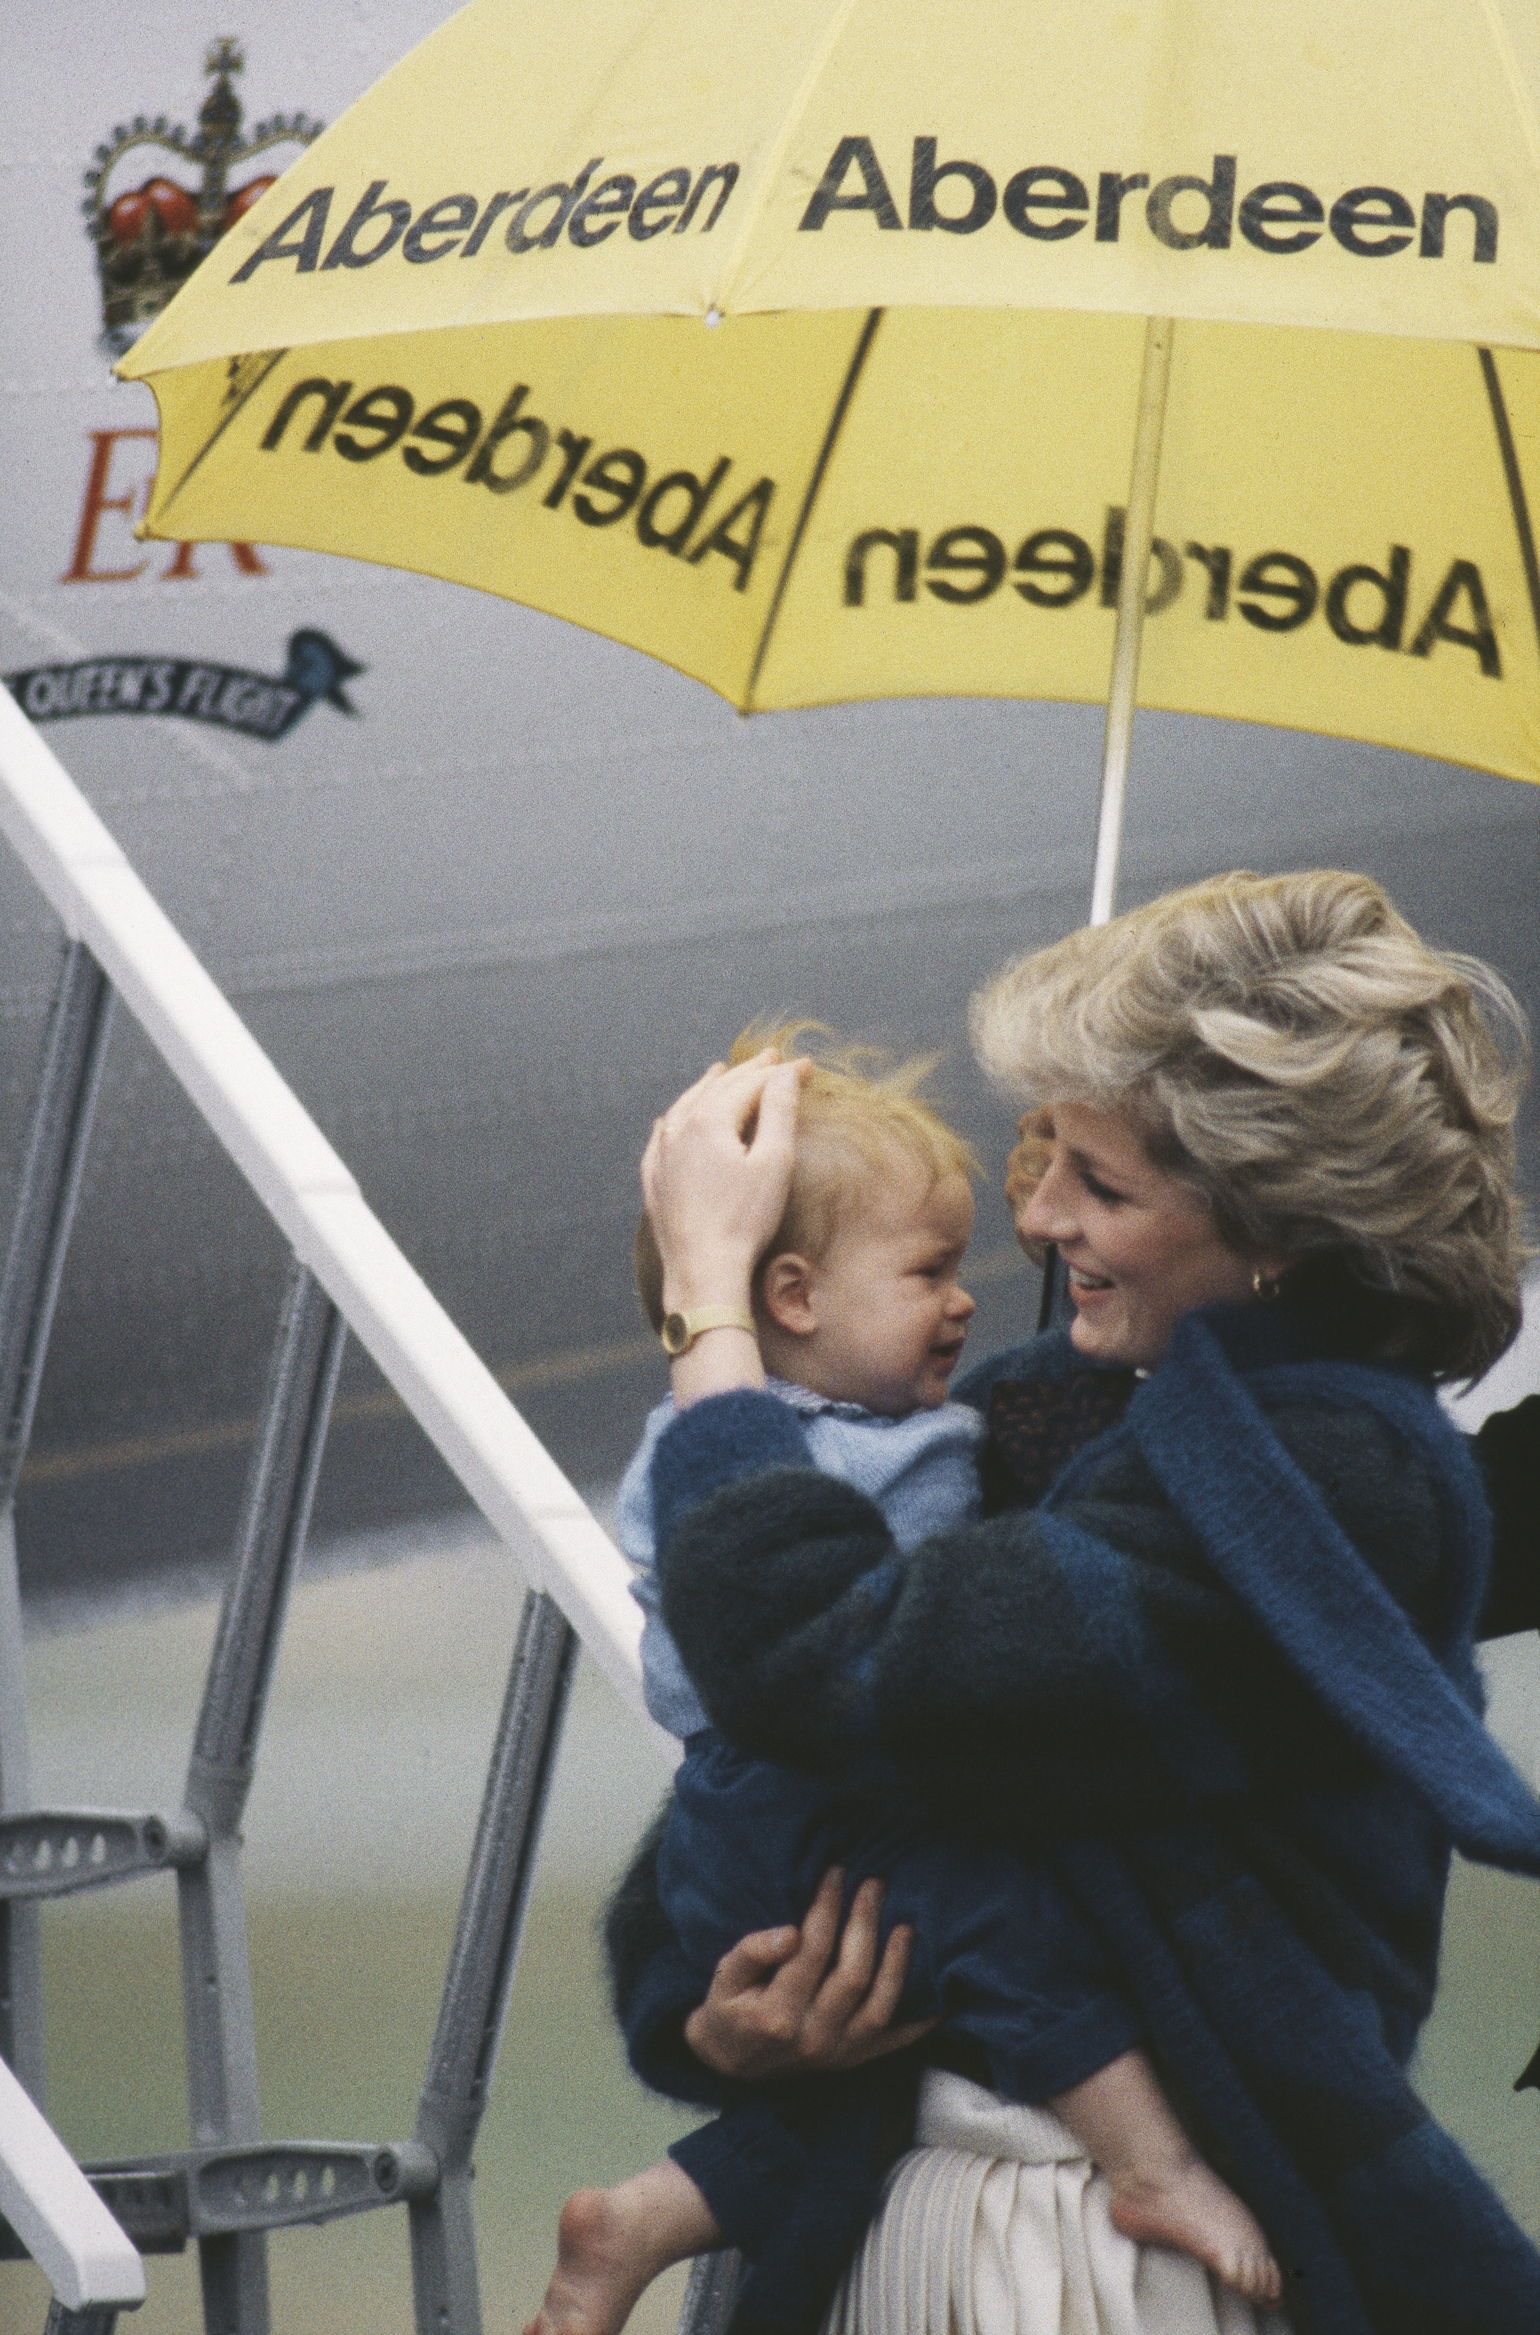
top-left (0, 2053), bottom-right (145, 2312)
top-left (0, 688), bottom-right (651, 1727)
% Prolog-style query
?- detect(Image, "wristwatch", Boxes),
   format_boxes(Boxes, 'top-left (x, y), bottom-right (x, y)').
top-left (659, 1305), bottom-right (756, 1357)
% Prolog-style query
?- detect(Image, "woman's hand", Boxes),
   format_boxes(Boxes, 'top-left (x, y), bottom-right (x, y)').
top-left (642, 1050), bottom-right (805, 1311)
top-left (641, 1051), bottom-right (806, 1403)
top-left (683, 1870), bottom-right (938, 2080)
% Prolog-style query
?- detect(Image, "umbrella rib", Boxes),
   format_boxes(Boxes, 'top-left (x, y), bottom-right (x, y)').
top-left (709, 0), bottom-right (870, 306)
top-left (156, 349), bottom-right (292, 522)
top-left (1472, 0), bottom-right (1540, 193)
top-left (744, 307), bottom-right (883, 711)
top-left (1478, 347), bottom-right (1540, 662)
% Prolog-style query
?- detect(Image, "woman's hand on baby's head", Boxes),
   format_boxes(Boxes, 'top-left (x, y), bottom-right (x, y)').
top-left (641, 1052), bottom-right (808, 1310)
top-left (682, 1868), bottom-right (938, 2081)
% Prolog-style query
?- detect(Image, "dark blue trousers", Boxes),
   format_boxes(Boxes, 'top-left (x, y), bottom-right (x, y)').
top-left (657, 1731), bottom-right (1140, 2329)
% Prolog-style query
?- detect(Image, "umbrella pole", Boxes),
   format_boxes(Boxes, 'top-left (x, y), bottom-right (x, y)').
top-left (1089, 315), bottom-right (1176, 926)
top-left (1039, 317), bottom-right (1175, 1336)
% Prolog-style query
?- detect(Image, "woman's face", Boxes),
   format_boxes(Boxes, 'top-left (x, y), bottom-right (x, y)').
top-left (1017, 1101), bottom-right (1264, 1368)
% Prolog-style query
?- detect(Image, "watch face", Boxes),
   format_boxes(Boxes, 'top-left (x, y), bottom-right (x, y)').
top-left (660, 1312), bottom-right (689, 1356)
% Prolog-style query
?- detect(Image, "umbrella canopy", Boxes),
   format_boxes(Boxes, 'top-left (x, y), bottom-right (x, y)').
top-left (118, 0), bottom-right (1540, 781)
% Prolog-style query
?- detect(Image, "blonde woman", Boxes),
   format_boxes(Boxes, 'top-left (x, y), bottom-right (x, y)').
top-left (610, 870), bottom-right (1540, 2335)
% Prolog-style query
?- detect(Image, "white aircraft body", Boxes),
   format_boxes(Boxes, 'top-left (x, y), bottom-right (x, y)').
top-left (4, 2), bottom-right (1536, 1614)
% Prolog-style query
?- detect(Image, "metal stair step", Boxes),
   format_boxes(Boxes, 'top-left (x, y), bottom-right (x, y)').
top-left (0, 1810), bottom-right (206, 1903)
top-left (1, 2138), bottom-right (437, 2261)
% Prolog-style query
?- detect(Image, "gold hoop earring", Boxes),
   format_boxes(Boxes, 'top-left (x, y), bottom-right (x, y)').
top-left (1252, 1268), bottom-right (1283, 1303)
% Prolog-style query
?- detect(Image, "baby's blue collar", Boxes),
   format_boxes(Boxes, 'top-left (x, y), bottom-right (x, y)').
top-left (764, 1373), bottom-right (882, 1423)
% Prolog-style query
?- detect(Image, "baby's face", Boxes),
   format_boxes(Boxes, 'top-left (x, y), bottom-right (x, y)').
top-left (802, 1167), bottom-right (976, 1415)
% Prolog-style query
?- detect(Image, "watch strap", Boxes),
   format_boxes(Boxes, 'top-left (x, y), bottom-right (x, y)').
top-left (660, 1305), bottom-right (757, 1357)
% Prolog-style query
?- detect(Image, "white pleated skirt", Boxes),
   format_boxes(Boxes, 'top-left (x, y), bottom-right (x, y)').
top-left (823, 2072), bottom-right (1296, 2335)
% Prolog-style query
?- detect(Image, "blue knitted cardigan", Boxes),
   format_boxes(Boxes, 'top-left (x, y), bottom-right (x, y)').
top-left (635, 1303), bottom-right (1540, 2335)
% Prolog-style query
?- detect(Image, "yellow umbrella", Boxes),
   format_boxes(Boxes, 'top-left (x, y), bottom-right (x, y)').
top-left (117, 0), bottom-right (1540, 911)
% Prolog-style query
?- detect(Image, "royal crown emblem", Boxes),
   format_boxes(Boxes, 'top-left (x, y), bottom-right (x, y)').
top-left (84, 39), bottom-right (323, 353)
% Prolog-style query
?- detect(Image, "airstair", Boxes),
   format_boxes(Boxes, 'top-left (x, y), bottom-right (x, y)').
top-left (0, 691), bottom-right (741, 2335)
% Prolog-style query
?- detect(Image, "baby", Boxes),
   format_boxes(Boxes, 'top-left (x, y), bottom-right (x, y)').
top-left (529, 1028), bottom-right (1280, 2335)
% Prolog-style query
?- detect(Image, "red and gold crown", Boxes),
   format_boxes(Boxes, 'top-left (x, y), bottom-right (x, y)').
top-left (84, 40), bottom-right (323, 352)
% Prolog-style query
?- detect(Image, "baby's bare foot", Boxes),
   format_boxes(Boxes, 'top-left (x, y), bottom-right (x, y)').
top-left (524, 2188), bottom-right (661, 2335)
top-left (1107, 2158), bottom-right (1283, 2306)
top-left (526, 2161), bottom-right (721, 2335)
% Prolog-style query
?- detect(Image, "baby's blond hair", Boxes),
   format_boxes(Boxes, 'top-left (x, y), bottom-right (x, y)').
top-left (635, 1020), bottom-right (979, 1333)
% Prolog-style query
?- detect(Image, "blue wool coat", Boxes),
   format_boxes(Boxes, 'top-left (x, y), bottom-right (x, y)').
top-left (618, 1303), bottom-right (1540, 2335)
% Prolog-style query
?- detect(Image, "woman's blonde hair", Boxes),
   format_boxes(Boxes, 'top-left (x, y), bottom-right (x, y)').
top-left (971, 870), bottom-right (1530, 1381)
top-left (635, 1021), bottom-right (979, 1332)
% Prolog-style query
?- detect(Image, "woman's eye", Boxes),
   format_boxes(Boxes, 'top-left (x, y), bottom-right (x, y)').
top-left (1082, 1172), bottom-right (1123, 1204)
